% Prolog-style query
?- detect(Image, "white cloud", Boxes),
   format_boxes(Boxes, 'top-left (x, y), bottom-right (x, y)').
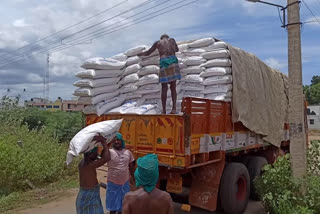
top-left (13, 18), bottom-right (29, 27)
top-left (265, 58), bottom-right (287, 70)
top-left (305, 16), bottom-right (320, 27)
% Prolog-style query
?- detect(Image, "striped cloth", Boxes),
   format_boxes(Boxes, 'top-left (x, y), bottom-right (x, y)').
top-left (76, 184), bottom-right (104, 214)
top-left (106, 181), bottom-right (130, 212)
top-left (159, 55), bottom-right (181, 83)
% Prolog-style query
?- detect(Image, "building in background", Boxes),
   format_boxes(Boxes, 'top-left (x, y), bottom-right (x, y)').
top-left (25, 97), bottom-right (89, 112)
top-left (61, 99), bottom-right (89, 112)
top-left (307, 105), bottom-right (320, 130)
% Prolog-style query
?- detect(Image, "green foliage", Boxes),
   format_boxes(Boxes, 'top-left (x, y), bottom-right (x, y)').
top-left (0, 107), bottom-right (83, 143)
top-left (255, 141), bottom-right (320, 214)
top-left (311, 75), bottom-right (320, 86)
top-left (304, 76), bottom-right (320, 105)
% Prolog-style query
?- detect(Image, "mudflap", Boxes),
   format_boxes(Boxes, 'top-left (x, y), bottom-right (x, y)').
top-left (189, 154), bottom-right (225, 211)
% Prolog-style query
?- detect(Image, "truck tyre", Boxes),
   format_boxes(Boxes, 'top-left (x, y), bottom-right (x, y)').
top-left (247, 156), bottom-right (268, 200)
top-left (219, 163), bottom-right (250, 214)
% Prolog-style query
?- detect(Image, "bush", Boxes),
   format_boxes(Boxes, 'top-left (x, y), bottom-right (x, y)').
top-left (255, 141), bottom-right (320, 214)
top-left (0, 107), bottom-right (81, 195)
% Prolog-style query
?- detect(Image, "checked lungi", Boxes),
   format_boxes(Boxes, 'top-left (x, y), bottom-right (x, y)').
top-left (76, 184), bottom-right (104, 214)
top-left (106, 181), bottom-right (130, 212)
top-left (159, 55), bottom-right (181, 83)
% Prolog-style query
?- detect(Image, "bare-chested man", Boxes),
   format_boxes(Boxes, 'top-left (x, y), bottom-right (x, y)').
top-left (138, 34), bottom-right (180, 114)
top-left (76, 135), bottom-right (111, 214)
top-left (122, 154), bottom-right (174, 214)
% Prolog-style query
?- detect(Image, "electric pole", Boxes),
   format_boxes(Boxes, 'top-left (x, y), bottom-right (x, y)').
top-left (287, 0), bottom-right (307, 178)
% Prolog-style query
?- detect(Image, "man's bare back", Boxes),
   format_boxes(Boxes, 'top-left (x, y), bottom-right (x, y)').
top-left (122, 188), bottom-right (174, 214)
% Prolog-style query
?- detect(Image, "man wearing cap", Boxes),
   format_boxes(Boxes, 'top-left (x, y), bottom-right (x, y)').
top-left (122, 154), bottom-right (174, 214)
top-left (104, 133), bottom-right (135, 214)
top-left (76, 135), bottom-right (111, 214)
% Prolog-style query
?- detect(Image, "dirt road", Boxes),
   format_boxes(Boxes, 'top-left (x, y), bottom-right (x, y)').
top-left (14, 188), bottom-right (264, 214)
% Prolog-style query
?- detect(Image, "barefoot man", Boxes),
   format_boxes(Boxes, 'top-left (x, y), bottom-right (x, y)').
top-left (76, 135), bottom-right (111, 214)
top-left (105, 133), bottom-right (135, 214)
top-left (138, 34), bottom-right (180, 114)
top-left (122, 154), bottom-right (174, 214)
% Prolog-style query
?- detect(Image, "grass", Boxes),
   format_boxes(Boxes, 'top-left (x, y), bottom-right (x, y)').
top-left (0, 176), bottom-right (79, 214)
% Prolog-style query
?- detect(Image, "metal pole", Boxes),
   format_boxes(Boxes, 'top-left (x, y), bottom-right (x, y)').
top-left (287, 0), bottom-right (307, 178)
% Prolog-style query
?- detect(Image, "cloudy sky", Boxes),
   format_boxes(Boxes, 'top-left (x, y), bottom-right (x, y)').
top-left (0, 0), bottom-right (319, 101)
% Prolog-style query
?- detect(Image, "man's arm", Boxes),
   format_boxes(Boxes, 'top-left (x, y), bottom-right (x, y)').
top-left (122, 194), bottom-right (131, 214)
top-left (86, 141), bottom-right (111, 169)
top-left (138, 41), bottom-right (158, 57)
top-left (170, 38), bottom-right (179, 52)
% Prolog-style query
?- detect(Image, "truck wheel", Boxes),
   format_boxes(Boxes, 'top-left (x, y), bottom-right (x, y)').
top-left (219, 163), bottom-right (250, 214)
top-left (247, 156), bottom-right (268, 200)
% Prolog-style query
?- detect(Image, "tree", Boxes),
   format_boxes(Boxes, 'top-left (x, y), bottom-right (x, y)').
top-left (311, 75), bottom-right (320, 86)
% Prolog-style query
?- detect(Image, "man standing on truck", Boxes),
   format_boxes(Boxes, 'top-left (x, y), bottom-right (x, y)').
top-left (138, 34), bottom-right (180, 114)
top-left (76, 135), bottom-right (111, 214)
top-left (104, 133), bottom-right (135, 214)
top-left (122, 154), bottom-right (174, 214)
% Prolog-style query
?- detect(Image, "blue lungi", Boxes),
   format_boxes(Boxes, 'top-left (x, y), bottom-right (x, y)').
top-left (76, 184), bottom-right (104, 214)
top-left (106, 181), bottom-right (130, 212)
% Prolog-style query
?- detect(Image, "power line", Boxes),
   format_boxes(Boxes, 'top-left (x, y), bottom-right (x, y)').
top-left (0, 0), bottom-right (128, 59)
top-left (0, 0), bottom-right (155, 66)
top-left (36, 0), bottom-right (195, 55)
top-left (0, 0), bottom-right (200, 68)
top-left (303, 19), bottom-right (320, 24)
top-left (301, 0), bottom-right (320, 24)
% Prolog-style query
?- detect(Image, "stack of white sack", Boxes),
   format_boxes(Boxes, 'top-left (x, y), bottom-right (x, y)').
top-left (119, 46), bottom-right (147, 101)
top-left (177, 38), bottom-right (232, 101)
top-left (200, 45), bottom-right (232, 102)
top-left (75, 57), bottom-right (126, 116)
top-left (66, 119), bottom-right (123, 165)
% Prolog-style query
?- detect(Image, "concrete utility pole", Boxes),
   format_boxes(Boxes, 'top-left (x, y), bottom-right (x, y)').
top-left (287, 0), bottom-right (307, 178)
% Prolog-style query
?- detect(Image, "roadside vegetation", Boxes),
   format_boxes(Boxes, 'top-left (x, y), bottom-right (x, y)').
top-left (0, 107), bottom-right (83, 213)
top-left (255, 140), bottom-right (320, 214)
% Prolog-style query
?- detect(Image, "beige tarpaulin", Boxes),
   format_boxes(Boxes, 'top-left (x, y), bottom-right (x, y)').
top-left (228, 45), bottom-right (289, 147)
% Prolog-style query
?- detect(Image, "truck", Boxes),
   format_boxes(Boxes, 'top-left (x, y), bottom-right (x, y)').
top-left (83, 43), bottom-right (307, 214)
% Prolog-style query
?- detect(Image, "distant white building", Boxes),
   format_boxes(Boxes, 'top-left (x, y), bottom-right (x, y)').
top-left (307, 105), bottom-right (320, 130)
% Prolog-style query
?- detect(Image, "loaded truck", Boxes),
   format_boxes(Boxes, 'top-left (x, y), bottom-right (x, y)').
top-left (83, 43), bottom-right (307, 213)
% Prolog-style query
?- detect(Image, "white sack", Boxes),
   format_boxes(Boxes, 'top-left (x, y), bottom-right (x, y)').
top-left (108, 101), bottom-right (137, 114)
top-left (178, 44), bottom-right (189, 52)
top-left (123, 64), bottom-right (141, 76)
top-left (183, 49), bottom-right (206, 57)
top-left (138, 65), bottom-right (160, 76)
top-left (203, 75), bottom-right (232, 85)
top-left (200, 67), bottom-right (232, 77)
top-left (74, 85), bottom-right (119, 97)
top-left (119, 73), bottom-right (139, 85)
top-left (140, 56), bottom-right (159, 66)
top-left (124, 45), bottom-right (147, 57)
top-left (201, 50), bottom-right (230, 60)
top-left (119, 83), bottom-right (138, 93)
top-left (96, 94), bottom-right (126, 116)
top-left (182, 74), bottom-right (203, 83)
top-left (136, 84), bottom-right (161, 94)
top-left (184, 56), bottom-right (206, 66)
top-left (126, 56), bottom-right (141, 66)
top-left (188, 38), bottom-right (215, 48)
top-left (66, 119), bottom-right (123, 165)
top-left (203, 84), bottom-right (232, 94)
top-left (76, 69), bottom-right (122, 79)
top-left (205, 92), bottom-right (232, 101)
top-left (142, 92), bottom-right (160, 99)
top-left (73, 77), bottom-right (120, 88)
top-left (202, 41), bottom-right (228, 51)
top-left (201, 59), bottom-right (232, 68)
top-left (125, 104), bottom-right (157, 115)
top-left (136, 74), bottom-right (159, 86)
top-left (78, 91), bottom-right (120, 105)
top-left (81, 57), bottom-right (125, 70)
top-left (183, 91), bottom-right (205, 98)
top-left (184, 82), bottom-right (205, 91)
top-left (110, 53), bottom-right (128, 62)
